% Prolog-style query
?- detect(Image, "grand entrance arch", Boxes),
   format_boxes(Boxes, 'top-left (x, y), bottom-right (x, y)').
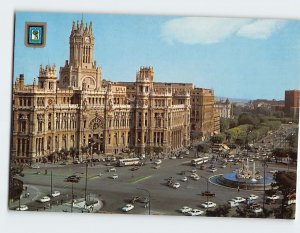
top-left (89, 115), bottom-right (105, 153)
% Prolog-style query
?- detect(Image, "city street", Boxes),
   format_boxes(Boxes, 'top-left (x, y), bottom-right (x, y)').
top-left (11, 125), bottom-right (296, 216)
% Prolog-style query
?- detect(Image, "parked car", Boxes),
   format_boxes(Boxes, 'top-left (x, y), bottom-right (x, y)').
top-left (192, 176), bottom-right (200, 180)
top-left (111, 174), bottom-right (118, 179)
top-left (201, 191), bottom-right (216, 197)
top-left (51, 191), bottom-right (61, 197)
top-left (187, 209), bottom-right (204, 216)
top-left (266, 195), bottom-right (280, 200)
top-left (122, 204), bottom-right (134, 212)
top-left (248, 194), bottom-right (259, 200)
top-left (39, 196), bottom-right (51, 203)
top-left (252, 207), bottom-right (263, 214)
top-left (16, 205), bottom-right (28, 211)
top-left (201, 201), bottom-right (217, 208)
top-left (31, 164), bottom-right (40, 169)
top-left (228, 200), bottom-right (239, 208)
top-left (232, 197), bottom-right (246, 203)
top-left (73, 160), bottom-right (80, 164)
top-left (179, 206), bottom-right (192, 213)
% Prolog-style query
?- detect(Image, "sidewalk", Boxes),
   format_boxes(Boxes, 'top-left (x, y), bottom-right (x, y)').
top-left (9, 184), bottom-right (41, 209)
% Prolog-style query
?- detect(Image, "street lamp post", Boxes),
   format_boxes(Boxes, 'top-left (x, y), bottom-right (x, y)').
top-left (201, 176), bottom-right (209, 203)
top-left (84, 161), bottom-right (88, 203)
top-left (136, 188), bottom-right (151, 215)
top-left (262, 159), bottom-right (268, 211)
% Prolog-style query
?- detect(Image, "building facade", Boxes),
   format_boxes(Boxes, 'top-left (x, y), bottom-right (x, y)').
top-left (285, 90), bottom-right (300, 120)
top-left (214, 99), bottom-right (232, 119)
top-left (11, 20), bottom-right (218, 164)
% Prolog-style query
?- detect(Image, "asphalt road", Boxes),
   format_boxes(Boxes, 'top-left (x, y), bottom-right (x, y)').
top-left (10, 124), bottom-right (297, 216)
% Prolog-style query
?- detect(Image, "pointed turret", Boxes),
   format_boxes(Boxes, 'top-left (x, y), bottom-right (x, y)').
top-left (89, 21), bottom-right (93, 34)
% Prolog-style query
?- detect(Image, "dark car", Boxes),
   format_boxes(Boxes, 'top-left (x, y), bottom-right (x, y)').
top-left (201, 191), bottom-right (216, 197)
top-left (65, 175), bottom-right (80, 183)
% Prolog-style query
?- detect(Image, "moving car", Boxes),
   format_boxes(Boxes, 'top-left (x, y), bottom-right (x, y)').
top-left (201, 191), bottom-right (216, 197)
top-left (111, 174), bottom-right (118, 179)
top-left (154, 159), bottom-right (162, 165)
top-left (187, 209), bottom-right (204, 216)
top-left (201, 201), bottom-right (217, 208)
top-left (31, 164), bottom-right (40, 169)
top-left (181, 177), bottom-right (188, 182)
top-left (232, 197), bottom-right (246, 203)
top-left (248, 194), bottom-right (259, 200)
top-left (209, 167), bottom-right (218, 172)
top-left (39, 196), bottom-right (51, 203)
top-left (122, 204), bottom-right (134, 212)
top-left (51, 191), bottom-right (61, 197)
top-left (179, 206), bottom-right (192, 213)
top-left (16, 205), bottom-right (29, 211)
top-left (172, 182), bottom-right (180, 189)
top-left (192, 176), bottom-right (200, 180)
top-left (65, 175), bottom-right (80, 183)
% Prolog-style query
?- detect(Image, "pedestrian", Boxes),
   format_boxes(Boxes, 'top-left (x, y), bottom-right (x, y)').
top-left (238, 186), bottom-right (240, 192)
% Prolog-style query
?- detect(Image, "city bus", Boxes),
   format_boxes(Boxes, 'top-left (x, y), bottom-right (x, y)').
top-left (117, 158), bottom-right (140, 167)
top-left (191, 157), bottom-right (209, 166)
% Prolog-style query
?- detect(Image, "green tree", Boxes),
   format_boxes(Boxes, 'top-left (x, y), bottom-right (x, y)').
top-left (197, 143), bottom-right (210, 153)
top-left (206, 205), bottom-right (230, 217)
top-left (210, 134), bottom-right (225, 144)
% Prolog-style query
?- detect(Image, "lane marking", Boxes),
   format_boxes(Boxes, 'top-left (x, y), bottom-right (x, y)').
top-left (130, 175), bottom-right (152, 184)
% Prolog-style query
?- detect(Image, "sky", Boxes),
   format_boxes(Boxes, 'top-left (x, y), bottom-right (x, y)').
top-left (13, 12), bottom-right (300, 100)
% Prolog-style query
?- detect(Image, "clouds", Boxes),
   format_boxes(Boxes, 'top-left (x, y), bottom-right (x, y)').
top-left (161, 17), bottom-right (286, 44)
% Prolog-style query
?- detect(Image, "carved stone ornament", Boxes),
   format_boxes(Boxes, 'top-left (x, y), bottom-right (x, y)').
top-left (89, 115), bottom-right (105, 130)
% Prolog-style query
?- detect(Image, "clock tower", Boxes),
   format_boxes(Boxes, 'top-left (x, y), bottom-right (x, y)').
top-left (59, 20), bottom-right (102, 90)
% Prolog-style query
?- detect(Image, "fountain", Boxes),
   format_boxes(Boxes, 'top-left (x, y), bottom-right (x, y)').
top-left (214, 159), bottom-right (273, 190)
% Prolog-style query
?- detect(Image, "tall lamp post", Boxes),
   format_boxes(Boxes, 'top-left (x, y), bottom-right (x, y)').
top-left (262, 159), bottom-right (268, 211)
top-left (201, 176), bottom-right (210, 203)
top-left (136, 188), bottom-right (151, 215)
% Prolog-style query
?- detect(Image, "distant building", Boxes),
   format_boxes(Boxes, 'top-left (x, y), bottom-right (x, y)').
top-left (251, 99), bottom-right (285, 111)
top-left (285, 90), bottom-right (300, 119)
top-left (215, 99), bottom-right (232, 119)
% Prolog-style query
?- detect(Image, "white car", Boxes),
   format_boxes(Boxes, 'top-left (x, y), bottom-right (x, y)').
top-left (39, 196), bottom-right (51, 203)
top-left (31, 164), bottom-right (40, 169)
top-left (154, 159), bottom-right (162, 165)
top-left (181, 177), bottom-right (188, 182)
top-left (228, 200), bottom-right (239, 207)
top-left (201, 201), bottom-right (217, 208)
top-left (16, 205), bottom-right (28, 211)
top-left (172, 182), bottom-right (181, 189)
top-left (248, 194), bottom-right (259, 200)
top-left (180, 206), bottom-right (192, 213)
top-left (122, 204), bottom-right (134, 212)
top-left (51, 191), bottom-right (61, 197)
top-left (252, 207), bottom-right (263, 214)
top-left (221, 164), bottom-right (227, 168)
top-left (191, 169), bottom-right (197, 173)
top-left (209, 168), bottom-right (218, 172)
top-left (193, 176), bottom-right (200, 180)
top-left (232, 197), bottom-right (246, 203)
top-left (269, 170), bottom-right (278, 174)
top-left (187, 209), bottom-right (204, 216)
top-left (111, 174), bottom-right (119, 179)
top-left (266, 195), bottom-right (280, 200)
top-left (170, 156), bottom-right (177, 160)
top-left (190, 173), bottom-right (198, 178)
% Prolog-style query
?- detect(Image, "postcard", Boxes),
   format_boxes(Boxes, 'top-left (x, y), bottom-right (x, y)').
top-left (9, 11), bottom-right (298, 219)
